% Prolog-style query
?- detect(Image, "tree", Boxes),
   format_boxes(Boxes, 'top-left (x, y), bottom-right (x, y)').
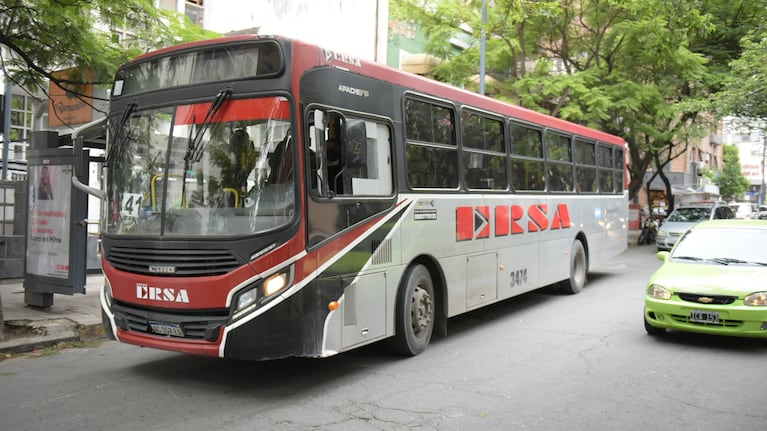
top-left (391, 0), bottom-right (767, 208)
top-left (0, 0), bottom-right (219, 114)
top-left (718, 32), bottom-right (767, 120)
top-left (717, 144), bottom-right (749, 201)
top-left (0, 0), bottom-right (217, 331)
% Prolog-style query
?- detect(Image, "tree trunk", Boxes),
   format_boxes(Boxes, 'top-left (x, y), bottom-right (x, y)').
top-left (657, 169), bottom-right (674, 213)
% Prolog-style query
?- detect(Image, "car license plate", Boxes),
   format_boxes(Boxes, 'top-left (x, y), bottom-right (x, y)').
top-left (149, 321), bottom-right (184, 337)
top-left (690, 310), bottom-right (719, 324)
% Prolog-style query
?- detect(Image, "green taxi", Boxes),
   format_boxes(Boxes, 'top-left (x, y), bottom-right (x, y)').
top-left (644, 219), bottom-right (767, 338)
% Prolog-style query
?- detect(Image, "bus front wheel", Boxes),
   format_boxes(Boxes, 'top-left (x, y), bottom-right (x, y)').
top-left (559, 240), bottom-right (587, 294)
top-left (390, 264), bottom-right (435, 356)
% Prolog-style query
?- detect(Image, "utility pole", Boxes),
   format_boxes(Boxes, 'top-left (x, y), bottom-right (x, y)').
top-left (761, 131), bottom-right (766, 207)
top-left (479, 0), bottom-right (487, 96)
top-left (2, 79), bottom-right (11, 181)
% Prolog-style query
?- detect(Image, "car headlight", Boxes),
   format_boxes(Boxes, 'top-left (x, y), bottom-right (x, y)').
top-left (656, 229), bottom-right (667, 238)
top-left (744, 292), bottom-right (767, 306)
top-left (647, 284), bottom-right (671, 300)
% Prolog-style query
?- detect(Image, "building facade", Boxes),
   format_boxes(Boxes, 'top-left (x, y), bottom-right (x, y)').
top-left (724, 117), bottom-right (766, 206)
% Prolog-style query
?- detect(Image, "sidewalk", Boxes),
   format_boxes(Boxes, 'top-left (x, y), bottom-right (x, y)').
top-left (0, 274), bottom-right (106, 354)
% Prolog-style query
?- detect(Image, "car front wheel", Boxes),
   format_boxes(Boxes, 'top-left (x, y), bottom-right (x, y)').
top-left (644, 315), bottom-right (666, 336)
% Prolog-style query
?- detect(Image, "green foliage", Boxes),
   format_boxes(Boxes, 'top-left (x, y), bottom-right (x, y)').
top-left (0, 0), bottom-right (219, 98)
top-left (391, 0), bottom-right (767, 200)
top-left (718, 33), bottom-right (767, 120)
top-left (717, 145), bottom-right (750, 200)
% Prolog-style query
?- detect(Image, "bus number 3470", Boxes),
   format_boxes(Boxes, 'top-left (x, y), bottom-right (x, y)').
top-left (510, 268), bottom-right (528, 288)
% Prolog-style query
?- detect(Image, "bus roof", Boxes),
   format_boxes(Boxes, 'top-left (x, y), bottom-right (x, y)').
top-left (125, 34), bottom-right (625, 147)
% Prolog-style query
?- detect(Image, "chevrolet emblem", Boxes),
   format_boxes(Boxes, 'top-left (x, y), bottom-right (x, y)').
top-left (697, 296), bottom-right (714, 304)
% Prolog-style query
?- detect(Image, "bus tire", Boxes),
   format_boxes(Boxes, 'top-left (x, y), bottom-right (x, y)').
top-left (559, 240), bottom-right (586, 294)
top-left (389, 264), bottom-right (435, 356)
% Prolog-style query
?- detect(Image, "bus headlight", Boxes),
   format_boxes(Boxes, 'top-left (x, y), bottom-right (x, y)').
top-left (263, 272), bottom-right (288, 297)
top-left (236, 288), bottom-right (259, 311)
top-left (103, 278), bottom-right (113, 309)
top-left (231, 268), bottom-right (293, 321)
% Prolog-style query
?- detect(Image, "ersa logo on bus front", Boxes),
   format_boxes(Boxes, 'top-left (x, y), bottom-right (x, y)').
top-left (456, 203), bottom-right (572, 241)
top-left (136, 283), bottom-right (190, 303)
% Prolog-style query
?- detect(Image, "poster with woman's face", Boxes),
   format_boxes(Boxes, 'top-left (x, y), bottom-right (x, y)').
top-left (27, 164), bottom-right (72, 279)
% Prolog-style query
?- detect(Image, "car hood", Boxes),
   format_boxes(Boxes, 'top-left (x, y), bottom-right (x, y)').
top-left (649, 261), bottom-right (767, 296)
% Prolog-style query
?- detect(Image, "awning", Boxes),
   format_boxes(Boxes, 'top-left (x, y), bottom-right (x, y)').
top-left (401, 53), bottom-right (441, 75)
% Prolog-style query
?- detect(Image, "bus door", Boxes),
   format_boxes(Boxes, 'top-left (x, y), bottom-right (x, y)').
top-left (305, 109), bottom-right (395, 247)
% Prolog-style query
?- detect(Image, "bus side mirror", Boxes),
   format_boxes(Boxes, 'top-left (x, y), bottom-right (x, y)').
top-left (343, 119), bottom-right (367, 168)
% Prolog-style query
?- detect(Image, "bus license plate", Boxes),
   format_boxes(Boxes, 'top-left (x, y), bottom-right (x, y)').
top-left (149, 321), bottom-right (184, 337)
top-left (690, 310), bottom-right (719, 324)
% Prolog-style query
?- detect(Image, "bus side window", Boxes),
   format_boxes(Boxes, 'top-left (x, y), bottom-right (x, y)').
top-left (346, 119), bottom-right (393, 196)
top-left (309, 110), bottom-right (393, 198)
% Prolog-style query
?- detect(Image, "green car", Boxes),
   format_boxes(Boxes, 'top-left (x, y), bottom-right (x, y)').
top-left (644, 219), bottom-right (767, 338)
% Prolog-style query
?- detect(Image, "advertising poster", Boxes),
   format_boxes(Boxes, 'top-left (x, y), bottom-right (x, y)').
top-left (27, 164), bottom-right (72, 279)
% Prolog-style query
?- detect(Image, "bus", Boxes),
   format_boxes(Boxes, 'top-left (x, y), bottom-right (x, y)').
top-left (96, 35), bottom-right (627, 361)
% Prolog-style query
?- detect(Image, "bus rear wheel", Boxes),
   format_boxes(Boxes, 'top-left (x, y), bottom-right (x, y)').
top-left (390, 264), bottom-right (435, 356)
top-left (559, 240), bottom-right (586, 294)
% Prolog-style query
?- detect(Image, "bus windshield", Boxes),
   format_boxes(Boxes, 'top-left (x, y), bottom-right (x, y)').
top-left (105, 95), bottom-right (294, 237)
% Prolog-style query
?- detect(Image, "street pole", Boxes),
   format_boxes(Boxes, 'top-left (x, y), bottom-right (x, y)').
top-left (479, 0), bottom-right (487, 96)
top-left (761, 131), bottom-right (766, 207)
top-left (2, 80), bottom-right (11, 180)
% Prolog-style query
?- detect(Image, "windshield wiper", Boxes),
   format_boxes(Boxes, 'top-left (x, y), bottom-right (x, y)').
top-left (711, 257), bottom-right (767, 266)
top-left (105, 101), bottom-right (138, 166)
top-left (180, 88), bottom-right (232, 209)
top-left (185, 88), bottom-right (232, 163)
top-left (673, 255), bottom-right (705, 262)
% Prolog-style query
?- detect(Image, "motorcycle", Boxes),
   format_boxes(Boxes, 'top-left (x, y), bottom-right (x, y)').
top-left (637, 217), bottom-right (657, 245)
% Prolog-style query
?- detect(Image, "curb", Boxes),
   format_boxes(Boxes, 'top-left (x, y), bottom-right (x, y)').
top-left (0, 320), bottom-right (106, 355)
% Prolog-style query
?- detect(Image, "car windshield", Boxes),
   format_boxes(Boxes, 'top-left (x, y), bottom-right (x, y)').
top-left (105, 96), bottom-right (295, 237)
top-left (672, 227), bottom-right (767, 265)
top-left (666, 207), bottom-right (711, 222)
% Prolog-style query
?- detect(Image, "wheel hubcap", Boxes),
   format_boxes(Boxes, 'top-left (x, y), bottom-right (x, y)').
top-left (411, 285), bottom-right (433, 335)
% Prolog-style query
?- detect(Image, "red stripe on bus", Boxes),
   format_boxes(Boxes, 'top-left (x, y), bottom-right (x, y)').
top-left (174, 97), bottom-right (290, 125)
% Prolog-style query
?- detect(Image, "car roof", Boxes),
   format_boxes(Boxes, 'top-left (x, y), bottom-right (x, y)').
top-left (676, 201), bottom-right (725, 208)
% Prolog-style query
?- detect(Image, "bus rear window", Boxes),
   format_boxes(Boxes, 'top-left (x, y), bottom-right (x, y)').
top-left (113, 41), bottom-right (283, 96)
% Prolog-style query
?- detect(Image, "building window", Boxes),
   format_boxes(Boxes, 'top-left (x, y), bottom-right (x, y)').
top-left (0, 185), bottom-right (15, 235)
top-left (9, 94), bottom-right (34, 160)
top-left (185, 0), bottom-right (204, 26)
top-left (159, 0), bottom-right (178, 10)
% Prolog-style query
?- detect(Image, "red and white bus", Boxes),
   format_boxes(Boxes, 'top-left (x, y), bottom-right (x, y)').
top-left (98, 35), bottom-right (627, 360)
